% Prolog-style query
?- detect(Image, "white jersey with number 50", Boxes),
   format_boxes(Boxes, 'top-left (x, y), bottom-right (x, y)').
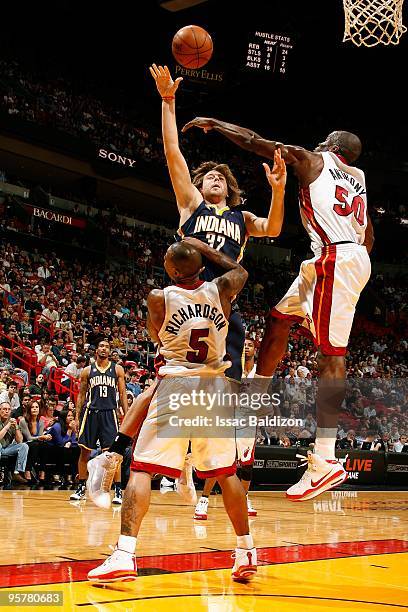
top-left (158, 281), bottom-right (230, 377)
top-left (299, 152), bottom-right (367, 253)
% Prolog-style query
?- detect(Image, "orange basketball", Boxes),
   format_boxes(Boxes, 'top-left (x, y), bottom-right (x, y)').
top-left (172, 25), bottom-right (213, 69)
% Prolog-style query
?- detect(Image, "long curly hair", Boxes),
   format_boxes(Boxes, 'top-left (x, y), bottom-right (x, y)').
top-left (192, 161), bottom-right (242, 207)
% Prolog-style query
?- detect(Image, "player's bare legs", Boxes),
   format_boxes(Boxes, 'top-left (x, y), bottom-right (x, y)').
top-left (88, 470), bottom-right (256, 583)
top-left (78, 448), bottom-right (91, 480)
top-left (194, 476), bottom-right (217, 519)
top-left (287, 352), bottom-right (347, 501)
top-left (315, 353), bottom-right (346, 458)
top-left (218, 473), bottom-right (249, 534)
top-left (121, 471), bottom-right (152, 537)
top-left (256, 315), bottom-right (292, 376)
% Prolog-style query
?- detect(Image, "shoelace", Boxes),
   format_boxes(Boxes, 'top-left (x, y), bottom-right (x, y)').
top-left (295, 452), bottom-right (316, 483)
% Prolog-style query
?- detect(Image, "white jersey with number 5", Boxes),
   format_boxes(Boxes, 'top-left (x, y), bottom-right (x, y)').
top-left (158, 280), bottom-right (230, 377)
top-left (299, 152), bottom-right (367, 253)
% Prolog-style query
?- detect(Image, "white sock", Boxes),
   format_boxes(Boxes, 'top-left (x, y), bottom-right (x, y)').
top-left (117, 535), bottom-right (137, 555)
top-left (237, 534), bottom-right (254, 549)
top-left (314, 428), bottom-right (337, 460)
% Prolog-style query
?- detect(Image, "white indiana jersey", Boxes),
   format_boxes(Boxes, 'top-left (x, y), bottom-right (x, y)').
top-left (158, 281), bottom-right (230, 377)
top-left (299, 152), bottom-right (367, 253)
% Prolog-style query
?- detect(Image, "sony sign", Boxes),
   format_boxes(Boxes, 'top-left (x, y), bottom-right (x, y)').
top-left (98, 149), bottom-right (137, 168)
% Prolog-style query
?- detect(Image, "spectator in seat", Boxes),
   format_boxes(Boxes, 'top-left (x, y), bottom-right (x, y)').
top-left (0, 346), bottom-right (28, 385)
top-left (45, 409), bottom-right (79, 485)
top-left (303, 412), bottom-right (317, 435)
top-left (12, 394), bottom-right (31, 419)
top-left (24, 292), bottom-right (42, 319)
top-left (20, 312), bottom-right (33, 340)
top-left (378, 432), bottom-right (393, 452)
top-left (40, 398), bottom-right (57, 429)
top-left (19, 399), bottom-right (51, 482)
top-left (39, 302), bottom-right (59, 325)
top-left (338, 430), bottom-right (359, 450)
top-left (110, 350), bottom-right (121, 364)
top-left (125, 369), bottom-right (141, 398)
top-left (55, 312), bottom-right (73, 341)
top-left (37, 342), bottom-right (59, 375)
top-left (60, 355), bottom-right (86, 396)
top-left (394, 435), bottom-right (408, 453)
top-left (0, 401), bottom-right (29, 483)
top-left (86, 324), bottom-right (104, 348)
top-left (29, 373), bottom-right (46, 396)
top-left (37, 260), bottom-right (51, 280)
top-left (0, 381), bottom-right (20, 412)
top-left (361, 430), bottom-right (382, 451)
top-left (51, 337), bottom-right (67, 366)
top-left (0, 370), bottom-right (9, 393)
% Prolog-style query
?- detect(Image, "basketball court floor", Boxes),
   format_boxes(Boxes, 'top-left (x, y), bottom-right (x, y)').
top-left (0, 489), bottom-right (407, 610)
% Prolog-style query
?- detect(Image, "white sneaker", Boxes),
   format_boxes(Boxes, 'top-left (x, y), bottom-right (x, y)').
top-left (194, 496), bottom-right (209, 520)
top-left (231, 548), bottom-right (257, 581)
top-left (87, 451), bottom-right (123, 509)
top-left (176, 454), bottom-right (197, 505)
top-left (87, 547), bottom-right (137, 583)
top-left (247, 496), bottom-right (257, 517)
top-left (286, 452), bottom-right (347, 501)
top-left (69, 482), bottom-right (86, 501)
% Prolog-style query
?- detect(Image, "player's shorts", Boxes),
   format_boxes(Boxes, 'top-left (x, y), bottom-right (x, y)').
top-left (224, 307), bottom-right (245, 382)
top-left (78, 408), bottom-right (119, 450)
top-left (131, 377), bottom-right (237, 479)
top-left (271, 243), bottom-right (371, 355)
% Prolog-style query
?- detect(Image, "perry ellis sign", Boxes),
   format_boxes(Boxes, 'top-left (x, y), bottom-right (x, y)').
top-left (24, 204), bottom-right (86, 229)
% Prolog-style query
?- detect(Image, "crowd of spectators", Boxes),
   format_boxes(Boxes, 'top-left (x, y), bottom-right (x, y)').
top-left (2, 56), bottom-right (408, 252)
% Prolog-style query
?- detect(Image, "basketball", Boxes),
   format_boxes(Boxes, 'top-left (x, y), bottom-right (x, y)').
top-left (172, 25), bottom-right (213, 69)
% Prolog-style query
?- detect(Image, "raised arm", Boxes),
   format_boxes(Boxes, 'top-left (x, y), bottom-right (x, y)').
top-left (243, 148), bottom-right (287, 237)
top-left (182, 117), bottom-right (311, 166)
top-left (182, 237), bottom-right (248, 312)
top-left (149, 65), bottom-right (202, 220)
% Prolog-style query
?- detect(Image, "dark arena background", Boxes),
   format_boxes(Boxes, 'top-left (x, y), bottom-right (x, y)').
top-left (0, 0), bottom-right (407, 610)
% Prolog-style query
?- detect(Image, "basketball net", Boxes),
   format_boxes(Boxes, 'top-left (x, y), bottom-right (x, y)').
top-left (343, 0), bottom-right (407, 46)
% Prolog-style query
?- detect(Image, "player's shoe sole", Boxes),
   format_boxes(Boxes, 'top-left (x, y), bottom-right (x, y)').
top-left (88, 571), bottom-right (137, 583)
top-left (232, 565), bottom-right (257, 581)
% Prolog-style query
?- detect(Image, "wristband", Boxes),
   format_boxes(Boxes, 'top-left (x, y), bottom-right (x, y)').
top-left (162, 96), bottom-right (175, 101)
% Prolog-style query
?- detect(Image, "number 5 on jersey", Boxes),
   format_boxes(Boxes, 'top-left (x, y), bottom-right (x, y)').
top-left (187, 328), bottom-right (209, 363)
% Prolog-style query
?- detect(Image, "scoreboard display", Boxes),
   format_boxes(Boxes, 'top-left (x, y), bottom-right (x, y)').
top-left (244, 30), bottom-right (294, 75)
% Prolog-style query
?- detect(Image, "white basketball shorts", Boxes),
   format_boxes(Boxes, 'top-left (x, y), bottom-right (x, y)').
top-left (271, 244), bottom-right (371, 355)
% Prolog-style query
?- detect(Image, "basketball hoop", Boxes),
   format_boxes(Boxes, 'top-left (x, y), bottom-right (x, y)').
top-left (343, 0), bottom-right (407, 46)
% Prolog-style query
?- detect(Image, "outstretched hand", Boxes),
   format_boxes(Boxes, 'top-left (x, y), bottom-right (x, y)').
top-left (262, 148), bottom-right (287, 191)
top-left (181, 117), bottom-right (214, 133)
top-left (149, 64), bottom-right (183, 99)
